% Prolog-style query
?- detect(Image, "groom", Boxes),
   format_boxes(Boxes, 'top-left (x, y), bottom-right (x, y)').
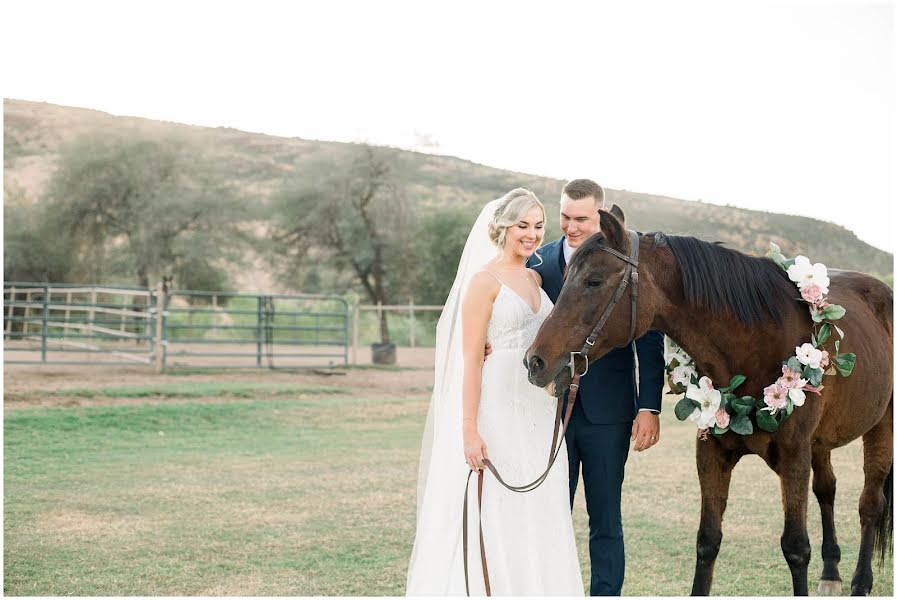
top-left (527, 179), bottom-right (665, 596)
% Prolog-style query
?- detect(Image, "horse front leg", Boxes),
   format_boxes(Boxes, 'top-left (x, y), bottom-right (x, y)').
top-left (812, 448), bottom-right (843, 595)
top-left (691, 438), bottom-right (740, 596)
top-left (776, 445), bottom-right (813, 596)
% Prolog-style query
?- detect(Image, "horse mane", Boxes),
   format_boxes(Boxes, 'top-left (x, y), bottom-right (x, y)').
top-left (651, 233), bottom-right (796, 326)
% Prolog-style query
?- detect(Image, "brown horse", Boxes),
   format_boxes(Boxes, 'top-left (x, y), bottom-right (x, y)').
top-left (524, 206), bottom-right (893, 596)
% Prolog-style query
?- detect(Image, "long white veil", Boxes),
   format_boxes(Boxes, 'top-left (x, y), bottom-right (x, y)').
top-left (406, 199), bottom-right (501, 593)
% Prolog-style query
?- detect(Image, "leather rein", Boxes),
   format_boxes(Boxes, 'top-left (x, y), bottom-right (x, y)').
top-left (463, 230), bottom-right (641, 596)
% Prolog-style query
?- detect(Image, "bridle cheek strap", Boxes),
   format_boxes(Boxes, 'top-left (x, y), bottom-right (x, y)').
top-left (579, 229), bottom-right (641, 360)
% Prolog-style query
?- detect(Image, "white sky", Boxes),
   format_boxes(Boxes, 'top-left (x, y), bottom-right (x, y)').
top-left (3, 0), bottom-right (895, 253)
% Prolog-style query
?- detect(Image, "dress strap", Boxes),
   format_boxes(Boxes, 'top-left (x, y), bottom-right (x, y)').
top-left (481, 270), bottom-right (505, 286)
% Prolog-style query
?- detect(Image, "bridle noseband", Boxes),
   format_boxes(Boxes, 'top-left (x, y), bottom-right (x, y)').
top-left (567, 229), bottom-right (641, 384)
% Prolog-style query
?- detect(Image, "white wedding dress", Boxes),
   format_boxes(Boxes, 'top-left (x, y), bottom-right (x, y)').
top-left (406, 276), bottom-right (584, 596)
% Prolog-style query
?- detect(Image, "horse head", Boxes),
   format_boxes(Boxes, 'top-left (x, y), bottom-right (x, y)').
top-left (525, 205), bottom-right (655, 392)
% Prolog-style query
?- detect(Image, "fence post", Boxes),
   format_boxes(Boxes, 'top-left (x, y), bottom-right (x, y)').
top-left (5, 286), bottom-right (15, 339)
top-left (409, 298), bottom-right (416, 348)
top-left (155, 282), bottom-right (165, 373)
top-left (41, 285), bottom-right (49, 362)
top-left (352, 301), bottom-right (360, 365)
top-left (24, 290), bottom-right (32, 335)
top-left (64, 290), bottom-right (72, 339)
top-left (256, 296), bottom-right (263, 368)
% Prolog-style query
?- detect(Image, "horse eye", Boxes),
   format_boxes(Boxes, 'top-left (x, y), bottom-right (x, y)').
top-left (586, 279), bottom-right (603, 288)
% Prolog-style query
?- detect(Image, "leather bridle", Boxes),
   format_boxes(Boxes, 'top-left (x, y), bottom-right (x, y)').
top-left (463, 229), bottom-right (641, 596)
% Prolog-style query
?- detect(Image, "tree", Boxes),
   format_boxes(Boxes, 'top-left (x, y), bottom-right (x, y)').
top-left (3, 183), bottom-right (75, 282)
top-left (272, 145), bottom-right (414, 344)
top-left (42, 132), bottom-right (246, 290)
top-left (410, 204), bottom-right (474, 306)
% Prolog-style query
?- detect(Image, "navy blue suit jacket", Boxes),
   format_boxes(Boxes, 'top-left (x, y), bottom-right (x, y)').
top-left (527, 237), bottom-right (665, 424)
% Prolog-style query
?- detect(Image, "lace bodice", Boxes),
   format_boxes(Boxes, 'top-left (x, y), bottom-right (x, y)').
top-left (487, 284), bottom-right (553, 351)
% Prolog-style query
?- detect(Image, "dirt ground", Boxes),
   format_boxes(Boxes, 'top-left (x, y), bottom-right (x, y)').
top-left (3, 347), bottom-right (437, 409)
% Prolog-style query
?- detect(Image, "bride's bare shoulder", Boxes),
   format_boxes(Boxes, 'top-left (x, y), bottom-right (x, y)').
top-left (468, 270), bottom-right (502, 296)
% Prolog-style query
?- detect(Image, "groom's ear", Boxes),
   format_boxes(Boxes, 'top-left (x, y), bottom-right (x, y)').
top-left (599, 207), bottom-right (628, 253)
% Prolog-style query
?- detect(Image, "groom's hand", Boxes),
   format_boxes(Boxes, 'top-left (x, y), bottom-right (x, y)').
top-left (631, 411), bottom-right (660, 452)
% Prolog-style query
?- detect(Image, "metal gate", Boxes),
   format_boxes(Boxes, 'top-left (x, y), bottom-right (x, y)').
top-left (160, 290), bottom-right (349, 369)
top-left (4, 283), bottom-right (350, 369)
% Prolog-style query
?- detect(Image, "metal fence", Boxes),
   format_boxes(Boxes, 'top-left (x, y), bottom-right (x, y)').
top-left (4, 283), bottom-right (349, 370)
top-left (4, 283), bottom-right (157, 365)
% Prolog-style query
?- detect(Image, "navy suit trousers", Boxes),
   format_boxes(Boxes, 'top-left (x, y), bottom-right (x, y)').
top-left (566, 400), bottom-right (631, 596)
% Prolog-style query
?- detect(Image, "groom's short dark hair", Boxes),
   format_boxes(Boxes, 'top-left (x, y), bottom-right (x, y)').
top-left (562, 179), bottom-right (604, 206)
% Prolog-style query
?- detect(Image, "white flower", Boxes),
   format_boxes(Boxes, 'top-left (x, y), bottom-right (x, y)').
top-left (664, 349), bottom-right (692, 367)
top-left (672, 365), bottom-right (696, 387)
top-left (787, 256), bottom-right (830, 294)
top-left (686, 376), bottom-right (722, 430)
top-left (788, 387), bottom-right (806, 407)
top-left (795, 343), bottom-right (823, 369)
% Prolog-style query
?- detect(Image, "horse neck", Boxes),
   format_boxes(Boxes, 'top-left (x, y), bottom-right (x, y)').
top-left (641, 241), bottom-right (802, 391)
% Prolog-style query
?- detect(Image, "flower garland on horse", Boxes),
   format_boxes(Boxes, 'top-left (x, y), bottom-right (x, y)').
top-left (666, 243), bottom-right (858, 438)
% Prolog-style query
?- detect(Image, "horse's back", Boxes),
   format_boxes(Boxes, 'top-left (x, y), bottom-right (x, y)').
top-left (830, 269), bottom-right (892, 333)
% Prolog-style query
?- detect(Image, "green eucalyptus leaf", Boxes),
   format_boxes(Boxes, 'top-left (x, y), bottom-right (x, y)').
top-left (784, 397), bottom-right (795, 418)
top-left (786, 357), bottom-right (803, 372)
top-left (816, 323), bottom-right (831, 346)
top-left (731, 395), bottom-right (755, 416)
top-left (756, 410), bottom-right (779, 432)
top-left (834, 324), bottom-right (845, 339)
top-left (812, 311), bottom-right (825, 323)
top-left (821, 304), bottom-right (846, 321)
top-left (730, 414), bottom-right (754, 435)
top-left (675, 398), bottom-right (697, 421)
top-left (835, 353), bottom-right (856, 377)
top-left (713, 425), bottom-right (730, 436)
top-left (802, 366), bottom-right (823, 387)
top-left (720, 393), bottom-right (735, 409)
top-left (728, 374), bottom-right (747, 391)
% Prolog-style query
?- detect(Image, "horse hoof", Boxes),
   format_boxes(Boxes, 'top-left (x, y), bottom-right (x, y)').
top-left (818, 580), bottom-right (843, 596)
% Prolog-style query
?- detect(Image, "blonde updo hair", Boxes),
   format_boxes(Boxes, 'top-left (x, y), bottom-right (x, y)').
top-left (487, 188), bottom-right (545, 248)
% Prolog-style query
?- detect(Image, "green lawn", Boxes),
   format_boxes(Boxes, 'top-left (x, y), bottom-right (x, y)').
top-left (4, 385), bottom-right (893, 595)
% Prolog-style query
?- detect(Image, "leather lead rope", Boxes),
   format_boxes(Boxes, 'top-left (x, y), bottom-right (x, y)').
top-left (463, 374), bottom-right (581, 596)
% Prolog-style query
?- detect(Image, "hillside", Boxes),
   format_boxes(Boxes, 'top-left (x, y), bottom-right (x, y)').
top-left (4, 98), bottom-right (892, 281)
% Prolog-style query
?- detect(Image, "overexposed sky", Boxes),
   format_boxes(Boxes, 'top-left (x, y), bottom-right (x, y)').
top-left (3, 0), bottom-right (895, 252)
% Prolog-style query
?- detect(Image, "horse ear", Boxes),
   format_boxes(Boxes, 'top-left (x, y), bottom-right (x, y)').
top-left (609, 204), bottom-right (625, 225)
top-left (599, 207), bottom-right (629, 253)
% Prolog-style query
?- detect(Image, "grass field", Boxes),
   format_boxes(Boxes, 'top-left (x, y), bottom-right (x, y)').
top-left (4, 366), bottom-right (894, 596)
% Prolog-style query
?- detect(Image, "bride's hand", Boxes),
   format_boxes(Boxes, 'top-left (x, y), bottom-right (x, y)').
top-left (463, 429), bottom-right (489, 471)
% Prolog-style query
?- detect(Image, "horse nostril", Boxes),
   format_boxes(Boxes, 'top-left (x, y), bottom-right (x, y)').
top-left (528, 355), bottom-right (545, 376)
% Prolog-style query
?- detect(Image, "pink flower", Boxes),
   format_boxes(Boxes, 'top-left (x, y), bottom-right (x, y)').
top-left (763, 383), bottom-right (789, 410)
top-left (820, 350), bottom-right (830, 368)
top-left (778, 365), bottom-right (808, 389)
top-left (801, 283), bottom-right (824, 305)
top-left (803, 383), bottom-right (824, 395)
top-left (715, 409), bottom-right (731, 429)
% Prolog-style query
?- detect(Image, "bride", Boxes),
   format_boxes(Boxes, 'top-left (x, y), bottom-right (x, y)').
top-left (406, 189), bottom-right (584, 596)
